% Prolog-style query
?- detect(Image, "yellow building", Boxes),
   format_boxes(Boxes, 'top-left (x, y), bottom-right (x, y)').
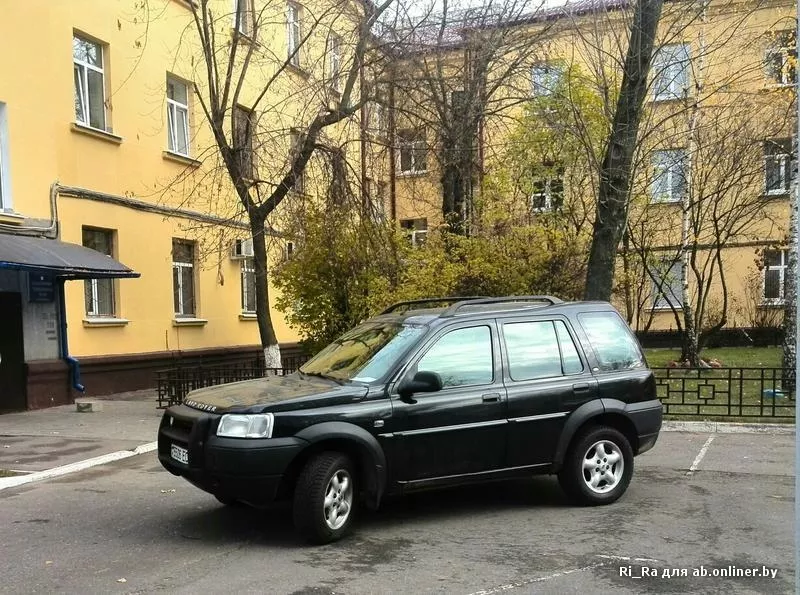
top-left (389, 0), bottom-right (794, 338)
top-left (0, 0), bottom-right (379, 409)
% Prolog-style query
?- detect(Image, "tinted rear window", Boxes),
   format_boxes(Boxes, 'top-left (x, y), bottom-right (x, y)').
top-left (578, 312), bottom-right (644, 372)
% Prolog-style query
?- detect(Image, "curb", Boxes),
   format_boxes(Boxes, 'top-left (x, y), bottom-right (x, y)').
top-left (662, 421), bottom-right (795, 435)
top-left (0, 441), bottom-right (157, 492)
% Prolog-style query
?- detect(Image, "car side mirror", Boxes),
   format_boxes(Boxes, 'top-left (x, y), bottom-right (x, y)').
top-left (398, 371), bottom-right (443, 401)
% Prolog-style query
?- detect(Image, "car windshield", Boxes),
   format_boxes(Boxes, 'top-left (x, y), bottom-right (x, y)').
top-left (300, 322), bottom-right (426, 382)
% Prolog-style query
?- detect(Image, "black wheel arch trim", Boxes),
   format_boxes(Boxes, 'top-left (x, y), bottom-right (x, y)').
top-left (293, 422), bottom-right (388, 509)
top-left (552, 400), bottom-right (606, 470)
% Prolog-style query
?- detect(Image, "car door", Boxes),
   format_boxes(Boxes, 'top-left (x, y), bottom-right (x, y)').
top-left (500, 317), bottom-right (597, 467)
top-left (388, 321), bottom-right (508, 482)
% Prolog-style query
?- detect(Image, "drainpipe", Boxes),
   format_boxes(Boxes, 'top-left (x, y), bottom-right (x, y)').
top-left (0, 181), bottom-right (59, 238)
top-left (57, 279), bottom-right (84, 393)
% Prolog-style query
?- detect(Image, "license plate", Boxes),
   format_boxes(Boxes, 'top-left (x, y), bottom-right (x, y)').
top-left (170, 444), bottom-right (189, 465)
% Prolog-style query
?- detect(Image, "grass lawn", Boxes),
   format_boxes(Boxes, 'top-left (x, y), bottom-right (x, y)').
top-left (644, 346), bottom-right (782, 368)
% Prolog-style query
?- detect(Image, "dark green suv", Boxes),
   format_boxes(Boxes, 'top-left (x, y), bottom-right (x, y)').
top-left (158, 296), bottom-right (662, 544)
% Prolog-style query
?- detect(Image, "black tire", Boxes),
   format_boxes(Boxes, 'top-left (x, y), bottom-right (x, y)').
top-left (557, 426), bottom-right (634, 506)
top-left (293, 452), bottom-right (357, 544)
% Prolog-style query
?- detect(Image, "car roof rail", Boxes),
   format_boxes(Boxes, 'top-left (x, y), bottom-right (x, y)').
top-left (379, 296), bottom-right (490, 315)
top-left (440, 295), bottom-right (563, 317)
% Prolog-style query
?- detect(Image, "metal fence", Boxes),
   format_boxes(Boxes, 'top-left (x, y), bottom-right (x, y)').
top-left (156, 359), bottom-right (299, 408)
top-left (653, 367), bottom-right (795, 421)
top-left (156, 361), bottom-right (796, 422)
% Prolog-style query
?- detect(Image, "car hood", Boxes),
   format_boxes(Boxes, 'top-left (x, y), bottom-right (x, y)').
top-left (183, 373), bottom-right (368, 413)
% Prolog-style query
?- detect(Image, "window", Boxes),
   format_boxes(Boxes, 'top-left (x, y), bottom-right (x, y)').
top-left (764, 139), bottom-right (793, 195)
top-left (0, 102), bottom-right (10, 211)
top-left (284, 241), bottom-right (295, 261)
top-left (235, 0), bottom-right (254, 37)
top-left (531, 64), bottom-right (562, 97)
top-left (503, 321), bottom-right (575, 381)
top-left (366, 102), bottom-right (388, 137)
top-left (652, 43), bottom-right (690, 101)
top-left (73, 35), bottom-right (106, 130)
top-left (397, 129), bottom-right (427, 174)
top-left (328, 34), bottom-right (342, 92)
top-left (555, 321), bottom-right (583, 374)
top-left (651, 260), bottom-right (683, 310)
top-left (241, 258), bottom-right (256, 314)
top-left (417, 326), bottom-right (493, 388)
top-left (287, 2), bottom-right (301, 68)
top-left (400, 218), bottom-right (427, 247)
top-left (765, 31), bottom-right (796, 86)
top-left (578, 312), bottom-right (644, 372)
top-left (290, 128), bottom-right (304, 193)
top-left (530, 176), bottom-right (564, 213)
top-left (375, 181), bottom-right (387, 218)
top-left (234, 105), bottom-right (254, 178)
top-left (172, 239), bottom-right (196, 317)
top-left (651, 149), bottom-right (687, 203)
top-left (763, 249), bottom-right (789, 304)
top-left (82, 228), bottom-right (115, 317)
top-left (166, 77), bottom-right (190, 156)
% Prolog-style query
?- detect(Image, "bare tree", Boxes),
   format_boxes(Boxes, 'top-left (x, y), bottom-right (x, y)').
top-left (162, 0), bottom-right (395, 365)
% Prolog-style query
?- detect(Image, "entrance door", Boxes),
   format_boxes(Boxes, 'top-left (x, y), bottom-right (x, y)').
top-left (0, 292), bottom-right (26, 411)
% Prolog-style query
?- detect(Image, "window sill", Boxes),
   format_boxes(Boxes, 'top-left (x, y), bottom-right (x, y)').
top-left (762, 83), bottom-right (794, 92)
top-left (763, 191), bottom-right (790, 200)
top-left (759, 301), bottom-right (785, 309)
top-left (0, 211), bottom-right (25, 225)
top-left (650, 96), bottom-right (689, 104)
top-left (162, 151), bottom-right (201, 168)
top-left (83, 317), bottom-right (129, 327)
top-left (71, 123), bottom-right (123, 144)
top-left (172, 317), bottom-right (208, 327)
top-left (396, 170), bottom-right (428, 178)
top-left (649, 199), bottom-right (682, 206)
top-left (239, 312), bottom-right (258, 321)
top-left (648, 305), bottom-right (682, 312)
top-left (286, 62), bottom-right (310, 79)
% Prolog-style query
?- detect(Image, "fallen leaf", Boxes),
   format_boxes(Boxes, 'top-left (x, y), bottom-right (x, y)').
top-left (117, 578), bottom-right (127, 583)
top-left (160, 489), bottom-right (176, 494)
top-left (45, 561), bottom-right (53, 565)
top-left (3, 445), bottom-right (9, 448)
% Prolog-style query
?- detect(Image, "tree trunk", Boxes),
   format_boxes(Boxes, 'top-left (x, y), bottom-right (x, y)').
top-left (584, 0), bottom-right (664, 301)
top-left (249, 210), bottom-right (281, 368)
top-left (782, 170), bottom-right (797, 392)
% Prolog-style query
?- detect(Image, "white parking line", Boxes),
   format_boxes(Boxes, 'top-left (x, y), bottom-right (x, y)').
top-left (687, 434), bottom-right (716, 476)
top-left (0, 441), bottom-right (157, 491)
top-left (467, 555), bottom-right (660, 594)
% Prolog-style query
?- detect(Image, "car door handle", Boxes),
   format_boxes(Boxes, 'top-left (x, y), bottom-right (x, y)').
top-left (572, 383), bottom-right (591, 393)
top-left (482, 393), bottom-right (501, 403)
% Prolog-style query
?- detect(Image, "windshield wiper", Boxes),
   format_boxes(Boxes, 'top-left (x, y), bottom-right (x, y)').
top-left (300, 371), bottom-right (345, 385)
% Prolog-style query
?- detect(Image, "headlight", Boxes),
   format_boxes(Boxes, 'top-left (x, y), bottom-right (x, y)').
top-left (217, 413), bottom-right (274, 438)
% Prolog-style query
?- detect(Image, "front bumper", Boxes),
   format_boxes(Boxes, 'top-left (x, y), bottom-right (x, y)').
top-left (625, 399), bottom-right (663, 455)
top-left (158, 404), bottom-right (307, 505)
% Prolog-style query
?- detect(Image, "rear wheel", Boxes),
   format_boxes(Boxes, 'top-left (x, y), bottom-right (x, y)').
top-left (558, 426), bottom-right (633, 505)
top-left (293, 452), bottom-right (356, 544)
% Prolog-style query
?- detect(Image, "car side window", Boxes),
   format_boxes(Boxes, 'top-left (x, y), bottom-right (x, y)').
top-left (502, 321), bottom-right (563, 381)
top-left (555, 320), bottom-right (583, 374)
top-left (578, 312), bottom-right (644, 372)
top-left (416, 326), bottom-right (493, 388)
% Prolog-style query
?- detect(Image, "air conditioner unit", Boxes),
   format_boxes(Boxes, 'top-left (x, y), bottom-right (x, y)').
top-left (231, 238), bottom-right (254, 259)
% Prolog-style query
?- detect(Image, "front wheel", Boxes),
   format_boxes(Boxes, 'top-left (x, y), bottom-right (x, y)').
top-left (558, 426), bottom-right (634, 506)
top-left (293, 452), bottom-right (356, 544)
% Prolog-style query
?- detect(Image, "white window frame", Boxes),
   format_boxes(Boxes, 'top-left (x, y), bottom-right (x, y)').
top-left (652, 43), bottom-right (690, 101)
top-left (83, 228), bottom-right (116, 317)
top-left (234, 0), bottom-right (254, 37)
top-left (651, 149), bottom-right (687, 203)
top-left (0, 103), bottom-right (11, 211)
top-left (762, 249), bottom-right (788, 305)
top-left (651, 260), bottom-right (683, 310)
top-left (241, 257), bottom-right (256, 314)
top-left (764, 139), bottom-right (792, 196)
top-left (73, 35), bottom-right (107, 131)
top-left (172, 240), bottom-right (195, 317)
top-left (287, 3), bottom-right (301, 68)
top-left (531, 64), bottom-right (561, 97)
top-left (167, 77), bottom-right (190, 156)
top-left (765, 31), bottom-right (796, 86)
top-left (367, 101), bottom-right (387, 137)
top-left (397, 129), bottom-right (427, 174)
top-left (530, 176), bottom-right (563, 213)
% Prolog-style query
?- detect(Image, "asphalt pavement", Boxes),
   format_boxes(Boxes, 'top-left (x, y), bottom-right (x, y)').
top-left (0, 392), bottom-right (794, 594)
